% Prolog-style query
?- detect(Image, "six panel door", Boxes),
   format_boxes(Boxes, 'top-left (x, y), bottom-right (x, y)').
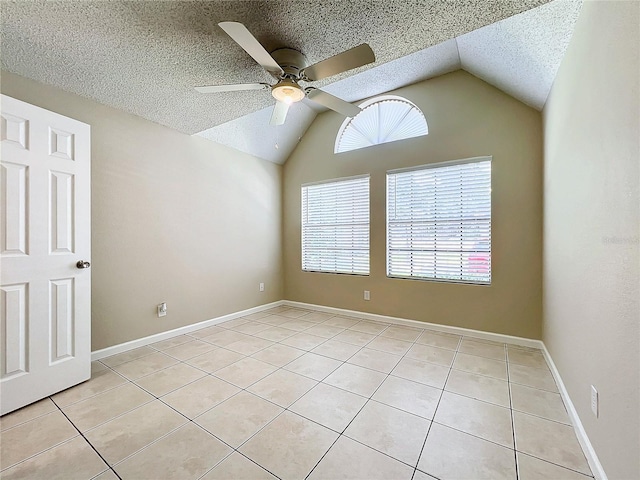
top-left (1, 95), bottom-right (91, 415)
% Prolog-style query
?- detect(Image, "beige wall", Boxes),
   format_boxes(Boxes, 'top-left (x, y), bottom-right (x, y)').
top-left (542, 1), bottom-right (639, 477)
top-left (283, 70), bottom-right (543, 339)
top-left (1, 72), bottom-right (283, 351)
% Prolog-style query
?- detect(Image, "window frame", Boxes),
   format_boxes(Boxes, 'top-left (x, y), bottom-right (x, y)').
top-left (386, 156), bottom-right (492, 285)
top-left (301, 174), bottom-right (370, 276)
top-left (334, 95), bottom-right (428, 154)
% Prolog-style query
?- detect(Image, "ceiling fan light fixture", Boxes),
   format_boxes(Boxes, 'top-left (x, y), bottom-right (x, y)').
top-left (198, 22), bottom-right (377, 126)
top-left (271, 79), bottom-right (305, 104)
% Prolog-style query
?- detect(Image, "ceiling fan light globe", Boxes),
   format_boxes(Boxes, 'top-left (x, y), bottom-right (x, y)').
top-left (271, 81), bottom-right (305, 104)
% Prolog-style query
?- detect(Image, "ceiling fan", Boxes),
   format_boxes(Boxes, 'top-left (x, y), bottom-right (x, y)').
top-left (195, 22), bottom-right (376, 125)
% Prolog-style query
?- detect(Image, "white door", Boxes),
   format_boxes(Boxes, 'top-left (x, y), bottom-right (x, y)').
top-left (1, 95), bottom-right (91, 415)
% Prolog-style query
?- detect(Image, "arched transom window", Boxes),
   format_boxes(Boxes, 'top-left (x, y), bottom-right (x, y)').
top-left (334, 95), bottom-right (428, 154)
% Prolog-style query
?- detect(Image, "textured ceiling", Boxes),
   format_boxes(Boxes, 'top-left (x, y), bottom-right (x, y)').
top-left (198, 38), bottom-right (462, 164)
top-left (199, 0), bottom-right (583, 163)
top-left (1, 0), bottom-right (550, 136)
top-left (1, 0), bottom-right (583, 165)
top-left (457, 0), bottom-right (582, 109)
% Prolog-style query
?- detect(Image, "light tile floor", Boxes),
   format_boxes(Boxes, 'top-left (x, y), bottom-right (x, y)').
top-left (0, 306), bottom-right (594, 480)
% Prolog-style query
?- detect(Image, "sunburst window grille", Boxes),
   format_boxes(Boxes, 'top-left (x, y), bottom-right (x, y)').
top-left (334, 95), bottom-right (428, 154)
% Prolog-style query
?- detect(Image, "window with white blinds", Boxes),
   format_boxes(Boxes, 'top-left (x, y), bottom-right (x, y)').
top-left (335, 95), bottom-right (428, 154)
top-left (387, 158), bottom-right (491, 284)
top-left (302, 176), bottom-right (370, 275)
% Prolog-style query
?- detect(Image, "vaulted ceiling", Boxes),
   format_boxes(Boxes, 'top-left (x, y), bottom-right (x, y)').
top-left (1, 0), bottom-right (582, 164)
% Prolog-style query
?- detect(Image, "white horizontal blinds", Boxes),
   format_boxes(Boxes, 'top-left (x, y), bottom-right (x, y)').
top-left (387, 159), bottom-right (491, 284)
top-left (302, 176), bottom-right (370, 275)
top-left (379, 100), bottom-right (428, 143)
top-left (335, 97), bottom-right (428, 154)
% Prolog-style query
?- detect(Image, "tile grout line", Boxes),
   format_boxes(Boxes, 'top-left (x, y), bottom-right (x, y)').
top-left (70, 355), bottom-right (245, 473)
top-left (412, 334), bottom-right (460, 478)
top-left (156, 341), bottom-right (336, 477)
top-left (312, 326), bottom-right (468, 475)
top-left (275, 332), bottom-right (590, 479)
top-left (49, 396), bottom-right (123, 480)
top-left (303, 432), bottom-right (342, 479)
top-left (97, 379), bottom-right (250, 474)
top-left (507, 344), bottom-right (520, 480)
top-left (106, 310), bottom-right (468, 391)
top-left (315, 320), bottom-right (451, 476)
top-left (116, 341), bottom-right (306, 471)
top-left (208, 317), bottom-right (448, 477)
top-left (16, 316), bottom-right (516, 473)
top-left (194, 449), bottom-right (283, 480)
top-left (66, 361), bottom-right (196, 472)
top-left (173, 309), bottom-right (587, 477)
top-left (0, 425), bottom-right (83, 475)
top-left (4, 309), bottom-right (320, 478)
top-left (39, 306), bottom-right (565, 480)
top-left (303, 325), bottom-right (417, 479)
top-left (198, 314), bottom-right (418, 477)
top-left (223, 321), bottom-right (366, 466)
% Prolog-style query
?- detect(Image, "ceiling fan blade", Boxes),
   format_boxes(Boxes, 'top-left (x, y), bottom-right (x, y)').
top-left (194, 83), bottom-right (270, 93)
top-left (302, 44), bottom-right (375, 81)
top-left (306, 88), bottom-right (361, 118)
top-left (218, 22), bottom-right (284, 76)
top-left (270, 101), bottom-right (290, 126)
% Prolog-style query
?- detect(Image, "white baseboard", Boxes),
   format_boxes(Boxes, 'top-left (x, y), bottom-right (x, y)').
top-left (91, 297), bottom-right (605, 479)
top-left (283, 300), bottom-right (544, 350)
top-left (541, 344), bottom-right (607, 480)
top-left (91, 300), bottom-right (285, 361)
top-left (287, 300), bottom-right (607, 478)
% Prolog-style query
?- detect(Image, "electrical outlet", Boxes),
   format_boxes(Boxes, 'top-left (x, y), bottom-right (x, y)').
top-left (157, 302), bottom-right (167, 317)
top-left (364, 290), bottom-right (370, 301)
top-left (591, 385), bottom-right (598, 417)
top-left (259, 282), bottom-right (265, 292)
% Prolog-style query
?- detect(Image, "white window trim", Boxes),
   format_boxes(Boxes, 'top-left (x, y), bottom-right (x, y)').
top-left (386, 156), bottom-right (492, 285)
top-left (334, 95), bottom-right (428, 154)
top-left (302, 174), bottom-right (370, 276)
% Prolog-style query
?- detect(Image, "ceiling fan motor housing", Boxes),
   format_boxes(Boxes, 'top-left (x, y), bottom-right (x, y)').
top-left (198, 22), bottom-right (375, 125)
top-left (270, 48), bottom-right (308, 78)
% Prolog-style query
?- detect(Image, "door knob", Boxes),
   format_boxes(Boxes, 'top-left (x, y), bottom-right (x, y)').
top-left (76, 260), bottom-right (91, 269)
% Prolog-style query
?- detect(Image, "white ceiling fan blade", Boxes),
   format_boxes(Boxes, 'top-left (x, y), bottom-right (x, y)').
top-left (218, 22), bottom-right (284, 76)
top-left (302, 44), bottom-right (375, 81)
top-left (306, 88), bottom-right (361, 118)
top-left (194, 83), bottom-right (270, 93)
top-left (270, 101), bottom-right (290, 126)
